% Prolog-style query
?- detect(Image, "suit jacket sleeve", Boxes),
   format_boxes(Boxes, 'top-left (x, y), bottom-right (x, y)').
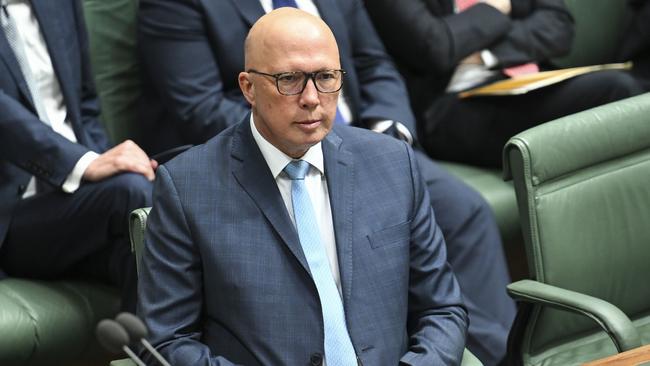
top-left (365, 0), bottom-right (573, 73)
top-left (401, 143), bottom-right (468, 365)
top-left (137, 165), bottom-right (237, 366)
top-left (489, 0), bottom-right (574, 67)
top-left (138, 0), bottom-right (250, 144)
top-left (340, 0), bottom-right (417, 135)
top-left (0, 91), bottom-right (88, 187)
top-left (0, 0), bottom-right (106, 188)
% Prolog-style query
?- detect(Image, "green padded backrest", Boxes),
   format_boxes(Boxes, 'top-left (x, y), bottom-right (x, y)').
top-left (83, 0), bottom-right (141, 144)
top-left (129, 207), bottom-right (151, 275)
top-left (504, 93), bottom-right (650, 357)
top-left (552, 0), bottom-right (630, 68)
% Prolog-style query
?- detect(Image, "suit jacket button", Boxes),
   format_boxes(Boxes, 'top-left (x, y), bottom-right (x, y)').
top-left (310, 353), bottom-right (323, 366)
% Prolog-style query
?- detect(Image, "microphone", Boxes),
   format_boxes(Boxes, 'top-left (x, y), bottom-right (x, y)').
top-left (95, 319), bottom-right (146, 366)
top-left (116, 312), bottom-right (172, 366)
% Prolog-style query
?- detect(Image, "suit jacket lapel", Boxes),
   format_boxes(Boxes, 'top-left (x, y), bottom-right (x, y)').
top-left (30, 0), bottom-right (77, 121)
top-left (231, 119), bottom-right (311, 275)
top-left (323, 128), bottom-right (355, 305)
top-left (0, 18), bottom-right (37, 110)
top-left (228, 0), bottom-right (265, 27)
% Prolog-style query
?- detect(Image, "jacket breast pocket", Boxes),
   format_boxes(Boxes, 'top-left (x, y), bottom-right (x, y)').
top-left (367, 220), bottom-right (411, 249)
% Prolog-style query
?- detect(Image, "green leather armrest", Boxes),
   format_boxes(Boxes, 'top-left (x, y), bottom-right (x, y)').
top-left (507, 279), bottom-right (641, 352)
top-left (129, 207), bottom-right (151, 274)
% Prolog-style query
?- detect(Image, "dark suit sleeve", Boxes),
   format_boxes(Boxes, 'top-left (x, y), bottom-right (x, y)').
top-left (365, 0), bottom-right (510, 73)
top-left (73, 0), bottom-right (110, 151)
top-left (138, 0), bottom-right (250, 143)
top-left (489, 0), bottom-right (574, 66)
top-left (365, 0), bottom-right (572, 73)
top-left (400, 143), bottom-right (468, 365)
top-left (340, 0), bottom-right (417, 135)
top-left (137, 165), bottom-right (237, 366)
top-left (0, 91), bottom-right (88, 187)
top-left (0, 0), bottom-right (104, 187)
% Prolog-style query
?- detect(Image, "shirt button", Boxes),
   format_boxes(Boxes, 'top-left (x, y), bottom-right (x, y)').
top-left (310, 352), bottom-right (323, 366)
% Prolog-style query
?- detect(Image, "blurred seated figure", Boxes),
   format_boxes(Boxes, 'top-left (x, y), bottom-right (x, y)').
top-left (0, 0), bottom-right (154, 312)
top-left (365, 0), bottom-right (643, 168)
top-left (618, 0), bottom-right (650, 91)
top-left (137, 0), bottom-right (516, 364)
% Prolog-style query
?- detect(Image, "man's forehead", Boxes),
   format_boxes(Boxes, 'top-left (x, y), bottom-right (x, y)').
top-left (248, 26), bottom-right (338, 70)
top-left (248, 9), bottom-right (336, 51)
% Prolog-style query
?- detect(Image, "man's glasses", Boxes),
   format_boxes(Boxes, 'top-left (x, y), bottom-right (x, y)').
top-left (247, 69), bottom-right (346, 95)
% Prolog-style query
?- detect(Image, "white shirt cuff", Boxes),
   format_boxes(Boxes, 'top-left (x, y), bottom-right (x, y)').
top-left (370, 120), bottom-right (414, 145)
top-left (62, 151), bottom-right (99, 193)
top-left (480, 49), bottom-right (499, 68)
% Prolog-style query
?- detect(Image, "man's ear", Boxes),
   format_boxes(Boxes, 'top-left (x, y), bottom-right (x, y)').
top-left (239, 72), bottom-right (255, 106)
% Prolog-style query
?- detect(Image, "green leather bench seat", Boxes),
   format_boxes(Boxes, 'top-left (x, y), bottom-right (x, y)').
top-left (438, 162), bottom-right (518, 243)
top-left (0, 279), bottom-right (118, 366)
top-left (552, 0), bottom-right (630, 68)
top-left (438, 162), bottom-right (526, 279)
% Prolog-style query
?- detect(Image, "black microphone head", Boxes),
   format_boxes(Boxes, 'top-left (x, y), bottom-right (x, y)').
top-left (116, 312), bottom-right (149, 340)
top-left (96, 319), bottom-right (131, 354)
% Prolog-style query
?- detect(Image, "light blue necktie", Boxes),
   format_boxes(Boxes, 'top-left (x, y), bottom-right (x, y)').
top-left (271, 0), bottom-right (347, 125)
top-left (284, 160), bottom-right (357, 365)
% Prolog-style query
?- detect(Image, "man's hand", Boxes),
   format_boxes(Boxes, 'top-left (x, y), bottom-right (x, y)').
top-left (483, 0), bottom-right (511, 15)
top-left (460, 52), bottom-right (484, 65)
top-left (83, 140), bottom-right (158, 182)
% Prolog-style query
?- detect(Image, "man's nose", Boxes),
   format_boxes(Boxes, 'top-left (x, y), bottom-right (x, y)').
top-left (299, 78), bottom-right (320, 108)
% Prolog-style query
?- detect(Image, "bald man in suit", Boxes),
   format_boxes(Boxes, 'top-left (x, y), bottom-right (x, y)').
top-left (137, 0), bottom-right (516, 362)
top-left (138, 9), bottom-right (468, 365)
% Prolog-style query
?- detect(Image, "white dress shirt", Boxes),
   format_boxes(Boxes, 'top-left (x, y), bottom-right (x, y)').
top-left (250, 115), bottom-right (343, 296)
top-left (4, 0), bottom-right (97, 198)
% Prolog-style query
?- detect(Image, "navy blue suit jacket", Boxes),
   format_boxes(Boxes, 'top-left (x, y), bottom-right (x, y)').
top-left (138, 119), bottom-right (468, 365)
top-left (137, 0), bottom-right (415, 155)
top-left (0, 0), bottom-right (109, 244)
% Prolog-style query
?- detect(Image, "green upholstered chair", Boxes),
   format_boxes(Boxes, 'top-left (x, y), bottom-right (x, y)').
top-left (502, 93), bottom-right (650, 366)
top-left (129, 207), bottom-right (150, 274)
top-left (0, 280), bottom-right (118, 366)
top-left (553, 0), bottom-right (631, 68)
top-left (439, 162), bottom-right (523, 277)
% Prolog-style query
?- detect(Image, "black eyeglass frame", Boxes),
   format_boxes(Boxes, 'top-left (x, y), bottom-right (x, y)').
top-left (247, 69), bottom-right (346, 96)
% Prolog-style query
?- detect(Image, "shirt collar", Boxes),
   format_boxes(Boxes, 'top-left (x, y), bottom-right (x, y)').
top-left (3, 0), bottom-right (23, 6)
top-left (250, 114), bottom-right (325, 179)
